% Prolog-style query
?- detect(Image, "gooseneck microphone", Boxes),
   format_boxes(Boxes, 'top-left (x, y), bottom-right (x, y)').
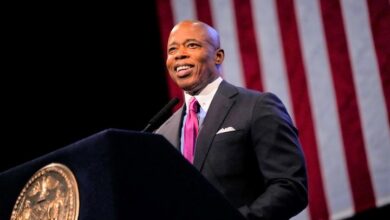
top-left (142, 97), bottom-right (179, 132)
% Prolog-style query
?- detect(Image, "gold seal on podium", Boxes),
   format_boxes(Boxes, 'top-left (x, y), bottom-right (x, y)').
top-left (10, 163), bottom-right (79, 220)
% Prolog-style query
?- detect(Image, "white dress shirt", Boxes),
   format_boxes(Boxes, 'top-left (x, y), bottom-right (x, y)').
top-left (180, 77), bottom-right (223, 153)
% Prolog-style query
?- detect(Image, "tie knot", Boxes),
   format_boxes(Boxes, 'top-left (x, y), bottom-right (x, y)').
top-left (189, 97), bottom-right (199, 113)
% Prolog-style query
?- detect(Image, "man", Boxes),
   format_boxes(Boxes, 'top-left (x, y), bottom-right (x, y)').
top-left (156, 20), bottom-right (308, 220)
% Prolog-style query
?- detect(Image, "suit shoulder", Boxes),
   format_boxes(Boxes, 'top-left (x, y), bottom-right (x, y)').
top-left (231, 84), bottom-right (290, 114)
top-left (234, 85), bottom-right (281, 102)
top-left (154, 106), bottom-right (183, 134)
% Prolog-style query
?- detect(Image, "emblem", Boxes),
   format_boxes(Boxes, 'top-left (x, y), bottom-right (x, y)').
top-left (10, 163), bottom-right (79, 220)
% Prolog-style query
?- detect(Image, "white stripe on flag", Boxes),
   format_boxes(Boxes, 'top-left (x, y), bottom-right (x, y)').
top-left (251, 0), bottom-right (294, 118)
top-left (291, 208), bottom-right (309, 220)
top-left (171, 0), bottom-right (197, 22)
top-left (341, 0), bottom-right (390, 207)
top-left (295, 0), bottom-right (355, 219)
top-left (210, 0), bottom-right (245, 87)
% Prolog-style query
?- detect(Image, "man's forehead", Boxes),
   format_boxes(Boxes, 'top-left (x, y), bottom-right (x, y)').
top-left (171, 24), bottom-right (206, 37)
top-left (173, 21), bottom-right (205, 31)
top-left (168, 21), bottom-right (219, 48)
top-left (168, 28), bottom-right (207, 44)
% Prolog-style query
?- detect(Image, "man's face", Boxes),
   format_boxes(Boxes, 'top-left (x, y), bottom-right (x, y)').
top-left (166, 22), bottom-right (220, 95)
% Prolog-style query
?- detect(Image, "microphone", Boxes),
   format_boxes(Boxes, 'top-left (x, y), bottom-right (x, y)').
top-left (142, 97), bottom-right (179, 132)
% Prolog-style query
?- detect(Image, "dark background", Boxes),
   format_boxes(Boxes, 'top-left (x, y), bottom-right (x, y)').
top-left (2, 2), bottom-right (169, 172)
top-left (1, 1), bottom-right (388, 219)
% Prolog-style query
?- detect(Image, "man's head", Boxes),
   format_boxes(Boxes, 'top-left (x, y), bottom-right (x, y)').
top-left (166, 20), bottom-right (224, 95)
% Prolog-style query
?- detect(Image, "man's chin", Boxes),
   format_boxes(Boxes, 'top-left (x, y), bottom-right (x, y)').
top-left (176, 80), bottom-right (201, 95)
top-left (178, 82), bottom-right (194, 91)
top-left (183, 86), bottom-right (202, 96)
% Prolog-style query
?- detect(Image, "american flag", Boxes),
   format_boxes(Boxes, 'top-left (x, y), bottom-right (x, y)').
top-left (155, 0), bottom-right (390, 219)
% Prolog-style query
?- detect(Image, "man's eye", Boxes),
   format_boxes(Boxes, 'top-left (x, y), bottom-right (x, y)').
top-left (168, 47), bottom-right (177, 54)
top-left (187, 43), bottom-right (199, 48)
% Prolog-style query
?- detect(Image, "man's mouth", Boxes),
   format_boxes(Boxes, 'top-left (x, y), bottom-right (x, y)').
top-left (175, 64), bottom-right (194, 77)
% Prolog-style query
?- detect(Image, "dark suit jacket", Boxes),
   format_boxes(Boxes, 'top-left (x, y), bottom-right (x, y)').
top-left (156, 81), bottom-right (308, 220)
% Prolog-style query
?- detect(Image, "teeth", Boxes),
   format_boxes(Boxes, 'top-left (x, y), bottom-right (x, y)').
top-left (176, 65), bottom-right (191, 71)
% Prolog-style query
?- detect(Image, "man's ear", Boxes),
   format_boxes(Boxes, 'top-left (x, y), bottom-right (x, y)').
top-left (215, 49), bottom-right (224, 64)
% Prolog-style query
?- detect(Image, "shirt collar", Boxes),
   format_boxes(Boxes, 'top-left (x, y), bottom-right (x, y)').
top-left (184, 77), bottom-right (223, 113)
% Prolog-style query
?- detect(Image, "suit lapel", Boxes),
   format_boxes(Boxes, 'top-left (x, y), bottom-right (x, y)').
top-left (193, 81), bottom-right (238, 170)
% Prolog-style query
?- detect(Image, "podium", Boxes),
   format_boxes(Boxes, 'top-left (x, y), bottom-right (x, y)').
top-left (0, 129), bottom-right (244, 219)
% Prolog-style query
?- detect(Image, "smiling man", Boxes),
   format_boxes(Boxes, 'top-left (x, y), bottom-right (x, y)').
top-left (156, 20), bottom-right (308, 220)
top-left (166, 20), bottom-right (223, 95)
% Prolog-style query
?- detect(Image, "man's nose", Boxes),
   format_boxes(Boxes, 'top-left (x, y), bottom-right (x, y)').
top-left (174, 48), bottom-right (189, 60)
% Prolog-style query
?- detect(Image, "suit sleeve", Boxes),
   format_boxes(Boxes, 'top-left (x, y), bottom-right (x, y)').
top-left (243, 93), bottom-right (308, 220)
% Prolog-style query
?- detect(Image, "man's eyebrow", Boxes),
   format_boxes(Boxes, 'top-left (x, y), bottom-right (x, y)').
top-left (184, 39), bottom-right (201, 44)
top-left (168, 42), bottom-right (178, 47)
top-left (169, 39), bottom-right (201, 47)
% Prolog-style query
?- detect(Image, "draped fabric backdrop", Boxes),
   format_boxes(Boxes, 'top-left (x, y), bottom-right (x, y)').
top-left (155, 0), bottom-right (390, 219)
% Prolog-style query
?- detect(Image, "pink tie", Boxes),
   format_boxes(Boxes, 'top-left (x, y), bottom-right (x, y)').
top-left (184, 97), bottom-right (199, 164)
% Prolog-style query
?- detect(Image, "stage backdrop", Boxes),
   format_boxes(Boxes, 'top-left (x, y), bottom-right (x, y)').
top-left (155, 0), bottom-right (390, 220)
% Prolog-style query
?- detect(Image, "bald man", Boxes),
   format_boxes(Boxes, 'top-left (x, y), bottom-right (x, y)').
top-left (156, 20), bottom-right (308, 220)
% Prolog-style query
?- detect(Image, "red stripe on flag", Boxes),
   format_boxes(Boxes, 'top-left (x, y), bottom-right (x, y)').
top-left (276, 1), bottom-right (329, 219)
top-left (320, 0), bottom-right (376, 212)
top-left (233, 0), bottom-right (263, 91)
top-left (367, 0), bottom-right (390, 124)
top-left (195, 0), bottom-right (214, 26)
top-left (156, 0), bottom-right (184, 109)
